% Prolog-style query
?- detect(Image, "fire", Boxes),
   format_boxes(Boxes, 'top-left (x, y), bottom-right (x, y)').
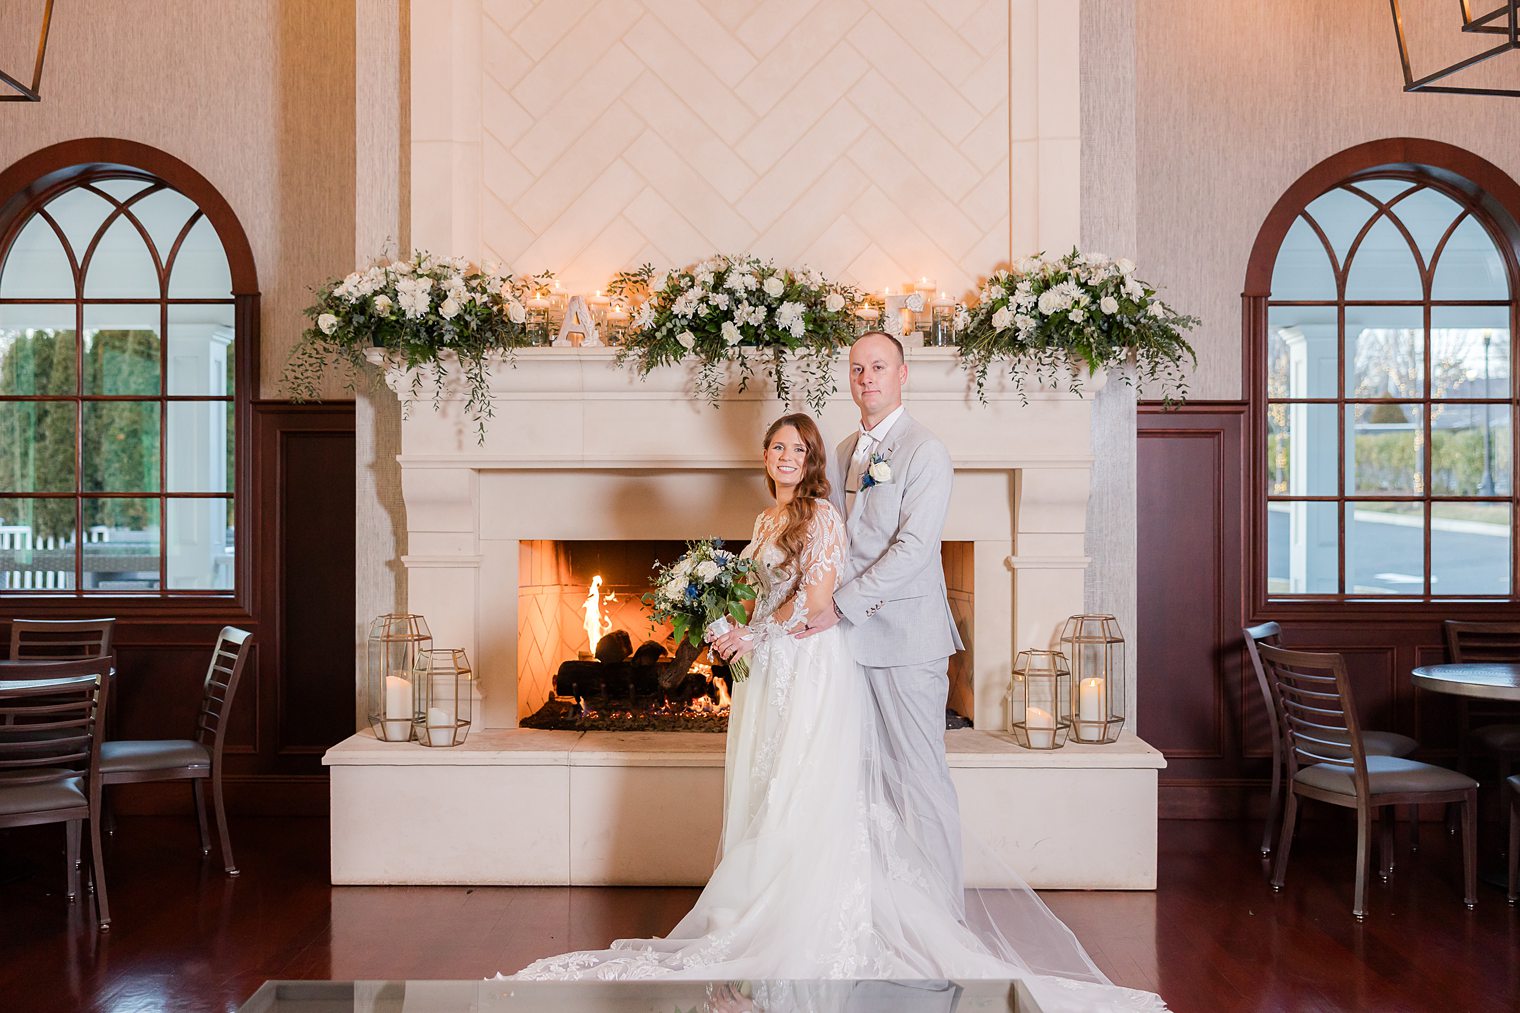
top-left (711, 676), bottom-right (732, 709)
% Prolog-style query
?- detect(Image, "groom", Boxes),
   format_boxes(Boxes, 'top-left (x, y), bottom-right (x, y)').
top-left (798, 330), bottom-right (966, 910)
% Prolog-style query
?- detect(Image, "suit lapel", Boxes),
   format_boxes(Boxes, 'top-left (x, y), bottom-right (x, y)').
top-left (849, 410), bottom-right (912, 527)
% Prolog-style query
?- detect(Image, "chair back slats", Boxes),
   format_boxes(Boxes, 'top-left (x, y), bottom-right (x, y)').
top-left (195, 628), bottom-right (252, 750)
top-left (8, 619), bottom-right (115, 661)
top-left (1257, 643), bottom-right (1368, 790)
top-left (0, 673), bottom-right (106, 786)
top-left (1243, 622), bottom-right (1284, 734)
top-left (1445, 620), bottom-right (1520, 663)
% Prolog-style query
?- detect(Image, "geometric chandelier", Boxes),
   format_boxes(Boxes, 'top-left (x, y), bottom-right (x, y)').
top-left (0, 0), bottom-right (56, 103)
top-left (1389, 0), bottom-right (1520, 96)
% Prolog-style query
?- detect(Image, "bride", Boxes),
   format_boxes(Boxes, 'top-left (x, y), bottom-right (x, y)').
top-left (510, 414), bottom-right (1165, 1012)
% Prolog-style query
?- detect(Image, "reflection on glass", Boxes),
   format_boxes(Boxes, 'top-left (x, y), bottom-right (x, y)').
top-left (83, 498), bottom-right (160, 591)
top-left (127, 187), bottom-right (198, 261)
top-left (83, 402), bottom-right (159, 493)
top-left (1431, 403), bottom-right (1512, 496)
top-left (1431, 215), bottom-right (1508, 300)
top-left (0, 497), bottom-right (76, 590)
top-left (1271, 217), bottom-right (1337, 299)
top-left (0, 304), bottom-right (76, 395)
top-left (167, 216), bottom-right (232, 298)
top-left (1390, 185), bottom-right (1463, 265)
top-left (1346, 404), bottom-right (1424, 495)
top-left (167, 402), bottom-right (232, 493)
top-left (82, 214), bottom-right (160, 299)
top-left (0, 402), bottom-right (76, 492)
top-left (1266, 305), bottom-right (1337, 398)
top-left (1345, 306), bottom-right (1423, 398)
top-left (43, 186), bottom-right (117, 259)
top-left (1346, 501), bottom-right (1424, 595)
top-left (1432, 503), bottom-right (1511, 595)
top-left (1267, 500), bottom-right (1337, 594)
top-left (1345, 216), bottom-right (1422, 300)
top-left (167, 498), bottom-right (233, 590)
top-left (0, 215), bottom-right (75, 298)
top-left (167, 302), bottom-right (235, 395)
top-left (1267, 403), bottom-right (1337, 495)
top-left (84, 304), bottom-right (161, 395)
top-left (1303, 187), bottom-right (1375, 264)
top-left (1430, 308), bottom-right (1511, 399)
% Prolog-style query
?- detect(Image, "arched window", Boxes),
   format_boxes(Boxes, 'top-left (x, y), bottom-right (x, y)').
top-left (1248, 140), bottom-right (1518, 604)
top-left (0, 140), bottom-right (256, 597)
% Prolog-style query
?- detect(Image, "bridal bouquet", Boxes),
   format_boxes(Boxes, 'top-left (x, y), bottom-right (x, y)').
top-left (283, 251), bottom-right (546, 442)
top-left (644, 538), bottom-right (759, 680)
top-left (955, 249), bottom-right (1198, 404)
top-left (609, 255), bottom-right (862, 414)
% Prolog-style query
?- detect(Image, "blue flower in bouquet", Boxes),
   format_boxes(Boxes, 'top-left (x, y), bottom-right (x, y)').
top-left (643, 537), bottom-right (760, 680)
top-left (685, 583), bottom-right (700, 600)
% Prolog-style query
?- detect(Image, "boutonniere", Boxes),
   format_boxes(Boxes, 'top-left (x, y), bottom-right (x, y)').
top-left (860, 452), bottom-right (893, 491)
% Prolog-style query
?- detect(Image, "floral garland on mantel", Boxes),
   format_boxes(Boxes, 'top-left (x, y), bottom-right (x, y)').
top-left (284, 249), bottom-right (1199, 436)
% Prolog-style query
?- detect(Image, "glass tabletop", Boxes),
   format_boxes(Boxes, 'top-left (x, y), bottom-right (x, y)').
top-left (238, 978), bottom-right (1041, 1012)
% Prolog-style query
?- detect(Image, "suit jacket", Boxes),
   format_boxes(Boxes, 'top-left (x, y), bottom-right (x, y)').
top-left (828, 409), bottom-right (964, 668)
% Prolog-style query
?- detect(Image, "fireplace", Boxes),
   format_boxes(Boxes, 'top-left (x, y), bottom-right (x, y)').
top-left (514, 538), bottom-right (975, 731)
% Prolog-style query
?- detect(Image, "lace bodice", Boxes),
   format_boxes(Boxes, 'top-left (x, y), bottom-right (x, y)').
top-left (739, 500), bottom-right (847, 638)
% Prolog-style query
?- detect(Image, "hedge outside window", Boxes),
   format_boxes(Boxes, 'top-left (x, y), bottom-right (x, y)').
top-left (0, 171), bottom-right (237, 593)
top-left (1264, 172), bottom-right (1515, 599)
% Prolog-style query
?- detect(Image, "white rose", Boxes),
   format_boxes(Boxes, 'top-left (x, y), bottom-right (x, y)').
top-left (905, 292), bottom-right (924, 312)
top-left (695, 560), bottom-right (721, 582)
top-left (676, 329), bottom-right (696, 349)
top-left (991, 306), bottom-right (1013, 331)
top-left (439, 296), bottom-right (461, 320)
top-left (650, 271), bottom-right (669, 292)
top-left (317, 313), bottom-right (339, 336)
top-left (1116, 258), bottom-right (1136, 275)
top-left (763, 276), bottom-right (785, 298)
top-left (721, 320), bottom-right (742, 345)
top-left (1099, 296), bottom-right (1119, 315)
top-left (825, 292), bottom-right (845, 313)
top-left (506, 299), bottom-right (526, 324)
top-left (1147, 300), bottom-right (1166, 318)
top-left (372, 294), bottom-right (393, 315)
top-left (868, 460), bottom-right (892, 483)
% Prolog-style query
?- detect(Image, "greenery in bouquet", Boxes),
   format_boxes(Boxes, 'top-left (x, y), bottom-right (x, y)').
top-left (609, 255), bottom-right (863, 414)
top-left (955, 249), bottom-right (1199, 404)
top-left (644, 538), bottom-right (759, 680)
top-left (282, 251), bottom-right (546, 443)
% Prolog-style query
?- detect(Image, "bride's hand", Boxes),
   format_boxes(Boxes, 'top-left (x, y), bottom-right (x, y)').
top-left (710, 626), bottom-right (756, 662)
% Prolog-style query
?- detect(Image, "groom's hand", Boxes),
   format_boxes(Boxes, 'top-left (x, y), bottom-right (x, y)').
top-left (795, 599), bottom-right (842, 639)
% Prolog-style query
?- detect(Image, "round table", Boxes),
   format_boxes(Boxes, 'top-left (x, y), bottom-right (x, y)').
top-left (1411, 662), bottom-right (1520, 702)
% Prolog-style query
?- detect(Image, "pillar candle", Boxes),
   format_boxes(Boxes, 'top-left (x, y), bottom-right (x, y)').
top-left (1025, 706), bottom-right (1055, 749)
top-left (383, 675), bottom-right (411, 741)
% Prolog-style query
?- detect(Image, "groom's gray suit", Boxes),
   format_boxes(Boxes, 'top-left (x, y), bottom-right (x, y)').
top-left (827, 409), bottom-right (966, 910)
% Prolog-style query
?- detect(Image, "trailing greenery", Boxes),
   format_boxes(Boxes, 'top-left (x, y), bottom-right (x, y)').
top-left (282, 251), bottom-right (543, 444)
top-left (955, 249), bottom-right (1199, 403)
top-left (609, 255), bottom-right (862, 415)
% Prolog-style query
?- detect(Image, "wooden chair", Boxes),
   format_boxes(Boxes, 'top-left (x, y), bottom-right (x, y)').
top-left (8, 618), bottom-right (115, 660)
top-left (0, 666), bottom-right (111, 930)
top-left (1445, 620), bottom-right (1520, 787)
top-left (1258, 642), bottom-right (1477, 920)
top-left (100, 627), bottom-right (252, 877)
top-left (1244, 623), bottom-right (1419, 857)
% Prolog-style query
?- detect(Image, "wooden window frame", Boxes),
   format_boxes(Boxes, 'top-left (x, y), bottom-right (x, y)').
top-left (0, 139), bottom-right (258, 618)
top-left (1246, 138), bottom-right (1520, 619)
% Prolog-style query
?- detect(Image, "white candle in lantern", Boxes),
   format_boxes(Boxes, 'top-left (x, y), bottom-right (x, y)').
top-left (1078, 677), bottom-right (1106, 723)
top-left (427, 706), bottom-right (453, 746)
top-left (934, 290), bottom-right (953, 307)
top-left (527, 290), bottom-right (549, 309)
top-left (383, 675), bottom-right (411, 741)
top-left (1025, 706), bottom-right (1055, 749)
top-left (915, 276), bottom-right (937, 300)
top-left (855, 303), bottom-right (880, 322)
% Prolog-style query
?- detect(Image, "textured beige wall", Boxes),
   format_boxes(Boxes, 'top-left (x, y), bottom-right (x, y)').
top-left (1135, 0), bottom-right (1520, 400)
top-left (0, 0), bottom-right (358, 399)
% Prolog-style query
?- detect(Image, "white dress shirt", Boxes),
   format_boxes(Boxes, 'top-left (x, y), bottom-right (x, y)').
top-left (844, 403), bottom-right (905, 511)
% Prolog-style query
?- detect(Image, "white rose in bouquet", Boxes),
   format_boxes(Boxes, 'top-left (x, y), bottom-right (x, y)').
top-left (991, 306), bottom-right (1013, 331)
top-left (1099, 296), bottom-right (1119, 315)
top-left (676, 329), bottom-right (696, 349)
top-left (1116, 258), bottom-right (1136, 275)
top-left (317, 313), bottom-right (339, 335)
top-left (763, 276), bottom-right (785, 298)
top-left (825, 292), bottom-right (845, 313)
top-left (695, 560), bottom-right (721, 581)
top-left (721, 320), bottom-right (743, 345)
top-left (439, 296), bottom-right (461, 320)
top-left (372, 294), bottom-right (393, 315)
top-left (506, 299), bottom-right (527, 324)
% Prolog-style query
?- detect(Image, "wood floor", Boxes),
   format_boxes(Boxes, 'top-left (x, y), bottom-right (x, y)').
top-left (1, 815), bottom-right (1516, 1012)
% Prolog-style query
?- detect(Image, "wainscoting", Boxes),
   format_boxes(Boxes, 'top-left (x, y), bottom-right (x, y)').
top-left (0, 401), bottom-right (356, 815)
top-left (1135, 402), bottom-right (1511, 818)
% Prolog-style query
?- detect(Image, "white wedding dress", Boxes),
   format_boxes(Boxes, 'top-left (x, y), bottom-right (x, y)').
top-left (511, 502), bottom-right (1166, 1012)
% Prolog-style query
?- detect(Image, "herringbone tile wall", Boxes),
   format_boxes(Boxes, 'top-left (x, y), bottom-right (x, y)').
top-left (419, 0), bottom-right (1066, 296)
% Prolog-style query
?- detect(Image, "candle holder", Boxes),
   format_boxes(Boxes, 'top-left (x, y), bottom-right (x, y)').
top-left (1061, 614), bottom-right (1126, 743)
top-left (527, 296), bottom-right (553, 345)
top-left (366, 613), bottom-right (431, 742)
top-left (413, 647), bottom-right (474, 747)
top-left (1007, 649), bottom-right (1070, 750)
top-left (929, 304), bottom-right (957, 347)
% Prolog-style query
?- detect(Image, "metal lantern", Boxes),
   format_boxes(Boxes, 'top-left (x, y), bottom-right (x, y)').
top-left (1061, 614), bottom-right (1126, 744)
top-left (414, 648), bottom-right (474, 747)
top-left (366, 613), bottom-right (431, 742)
top-left (1007, 649), bottom-right (1070, 750)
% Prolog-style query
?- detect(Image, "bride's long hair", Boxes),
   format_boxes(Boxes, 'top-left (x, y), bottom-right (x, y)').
top-left (762, 413), bottom-right (831, 575)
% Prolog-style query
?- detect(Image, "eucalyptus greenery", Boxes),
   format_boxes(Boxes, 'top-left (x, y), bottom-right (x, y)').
top-left (609, 255), bottom-right (862, 415)
top-left (955, 249), bottom-right (1199, 404)
top-left (282, 252), bottom-right (545, 443)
